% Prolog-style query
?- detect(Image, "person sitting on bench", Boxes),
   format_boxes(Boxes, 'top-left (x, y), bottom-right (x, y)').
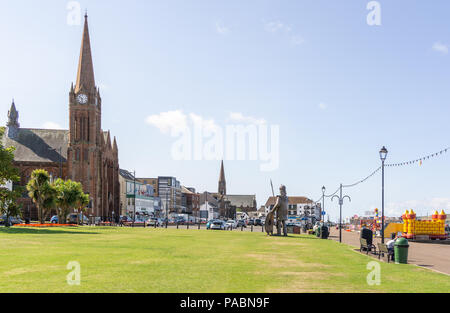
top-left (386, 236), bottom-right (398, 260)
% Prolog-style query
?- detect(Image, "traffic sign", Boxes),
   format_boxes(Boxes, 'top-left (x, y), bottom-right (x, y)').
top-left (322, 211), bottom-right (326, 216)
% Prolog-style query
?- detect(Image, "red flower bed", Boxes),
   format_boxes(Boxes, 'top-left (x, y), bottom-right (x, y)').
top-left (14, 223), bottom-right (78, 227)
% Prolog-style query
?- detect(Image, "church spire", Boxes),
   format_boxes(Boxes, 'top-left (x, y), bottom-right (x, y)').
top-left (218, 160), bottom-right (226, 196)
top-left (6, 99), bottom-right (20, 138)
top-left (7, 99), bottom-right (19, 127)
top-left (113, 136), bottom-right (118, 155)
top-left (75, 13), bottom-right (96, 93)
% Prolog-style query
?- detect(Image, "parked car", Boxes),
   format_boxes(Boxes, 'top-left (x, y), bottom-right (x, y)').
top-left (176, 218), bottom-right (186, 225)
top-left (248, 219), bottom-right (254, 226)
top-left (67, 213), bottom-right (89, 225)
top-left (206, 219), bottom-right (218, 229)
top-left (210, 220), bottom-right (226, 230)
top-left (237, 220), bottom-right (247, 228)
top-left (50, 215), bottom-right (59, 224)
top-left (120, 215), bottom-right (132, 223)
top-left (226, 220), bottom-right (237, 229)
top-left (147, 218), bottom-right (161, 227)
top-left (254, 218), bottom-right (263, 226)
top-left (0, 215), bottom-right (23, 226)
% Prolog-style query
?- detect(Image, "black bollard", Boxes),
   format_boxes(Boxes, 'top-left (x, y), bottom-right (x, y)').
top-left (262, 225), bottom-right (264, 232)
top-left (251, 225), bottom-right (253, 232)
top-left (187, 222), bottom-right (189, 229)
top-left (241, 225), bottom-right (243, 231)
top-left (198, 223), bottom-right (201, 230)
top-left (177, 223), bottom-right (179, 229)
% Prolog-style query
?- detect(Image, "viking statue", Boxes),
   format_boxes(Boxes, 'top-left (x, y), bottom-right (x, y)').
top-left (265, 185), bottom-right (288, 236)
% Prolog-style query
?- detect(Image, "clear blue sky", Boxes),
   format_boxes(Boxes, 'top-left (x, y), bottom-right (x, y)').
top-left (1, 0), bottom-right (450, 221)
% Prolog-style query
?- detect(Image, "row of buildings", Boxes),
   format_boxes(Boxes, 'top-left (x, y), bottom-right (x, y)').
top-left (118, 160), bottom-right (323, 225)
top-left (118, 161), bottom-right (258, 222)
top-left (1, 14), bottom-right (322, 224)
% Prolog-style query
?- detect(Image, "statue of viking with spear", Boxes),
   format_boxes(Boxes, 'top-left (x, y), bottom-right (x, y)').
top-left (265, 181), bottom-right (289, 236)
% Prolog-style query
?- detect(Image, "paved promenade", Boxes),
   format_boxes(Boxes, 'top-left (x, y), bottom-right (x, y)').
top-left (329, 228), bottom-right (450, 275)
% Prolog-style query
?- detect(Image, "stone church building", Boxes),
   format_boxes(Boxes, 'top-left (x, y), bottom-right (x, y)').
top-left (200, 160), bottom-right (257, 219)
top-left (1, 15), bottom-right (120, 221)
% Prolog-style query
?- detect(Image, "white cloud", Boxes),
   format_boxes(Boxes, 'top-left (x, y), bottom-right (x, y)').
top-left (264, 20), bottom-right (291, 33)
top-left (189, 113), bottom-right (220, 133)
top-left (432, 42), bottom-right (448, 54)
top-left (146, 110), bottom-right (219, 134)
top-left (97, 82), bottom-right (109, 90)
top-left (42, 122), bottom-right (63, 129)
top-left (145, 110), bottom-right (188, 134)
top-left (318, 102), bottom-right (327, 110)
top-left (228, 112), bottom-right (266, 125)
top-left (291, 35), bottom-right (304, 46)
top-left (215, 22), bottom-right (230, 35)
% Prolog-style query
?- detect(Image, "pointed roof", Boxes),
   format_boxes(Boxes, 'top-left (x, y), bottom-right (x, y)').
top-left (106, 131), bottom-right (111, 149)
top-left (7, 99), bottom-right (19, 127)
top-left (113, 136), bottom-right (118, 152)
top-left (219, 160), bottom-right (226, 183)
top-left (75, 13), bottom-right (96, 93)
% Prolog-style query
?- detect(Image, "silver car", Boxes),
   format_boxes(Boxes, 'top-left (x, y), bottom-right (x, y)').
top-left (210, 220), bottom-right (226, 230)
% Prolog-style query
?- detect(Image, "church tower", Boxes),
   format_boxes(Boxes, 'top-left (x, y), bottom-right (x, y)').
top-left (68, 13), bottom-right (103, 212)
top-left (218, 160), bottom-right (226, 196)
top-left (6, 100), bottom-right (20, 138)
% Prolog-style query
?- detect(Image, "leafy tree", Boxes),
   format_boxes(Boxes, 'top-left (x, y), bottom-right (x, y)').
top-left (26, 169), bottom-right (57, 224)
top-left (0, 127), bottom-right (20, 188)
top-left (0, 187), bottom-right (22, 227)
top-left (54, 179), bottom-right (80, 224)
top-left (0, 127), bottom-right (22, 226)
top-left (75, 184), bottom-right (90, 225)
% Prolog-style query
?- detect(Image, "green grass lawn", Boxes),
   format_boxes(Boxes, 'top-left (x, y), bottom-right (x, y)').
top-left (0, 226), bottom-right (449, 293)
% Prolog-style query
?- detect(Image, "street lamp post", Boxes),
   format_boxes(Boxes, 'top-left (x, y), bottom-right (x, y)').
top-left (321, 186), bottom-right (326, 224)
top-left (331, 184), bottom-right (351, 243)
top-left (165, 191), bottom-right (169, 228)
top-left (133, 170), bottom-right (136, 228)
top-left (379, 146), bottom-right (388, 244)
top-left (321, 186), bottom-right (326, 238)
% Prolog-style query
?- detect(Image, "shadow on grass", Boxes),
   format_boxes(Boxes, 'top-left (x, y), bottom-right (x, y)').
top-left (275, 234), bottom-right (320, 240)
top-left (0, 227), bottom-right (99, 235)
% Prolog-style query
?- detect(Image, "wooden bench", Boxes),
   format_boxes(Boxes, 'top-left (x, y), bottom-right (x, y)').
top-left (360, 238), bottom-right (377, 255)
top-left (377, 243), bottom-right (393, 263)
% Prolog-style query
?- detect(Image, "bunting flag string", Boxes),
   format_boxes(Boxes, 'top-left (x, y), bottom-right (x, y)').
top-left (342, 166), bottom-right (382, 188)
top-left (385, 147), bottom-right (450, 168)
top-left (313, 187), bottom-right (340, 204)
top-left (314, 145), bottom-right (449, 203)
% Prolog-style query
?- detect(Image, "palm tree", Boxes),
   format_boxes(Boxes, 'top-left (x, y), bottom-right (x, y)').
top-left (54, 179), bottom-right (80, 224)
top-left (26, 169), bottom-right (56, 224)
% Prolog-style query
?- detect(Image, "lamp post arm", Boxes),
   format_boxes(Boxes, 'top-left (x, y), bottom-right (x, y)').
top-left (331, 195), bottom-right (340, 202)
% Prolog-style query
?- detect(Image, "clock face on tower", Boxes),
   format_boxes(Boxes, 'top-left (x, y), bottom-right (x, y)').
top-left (76, 93), bottom-right (88, 104)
